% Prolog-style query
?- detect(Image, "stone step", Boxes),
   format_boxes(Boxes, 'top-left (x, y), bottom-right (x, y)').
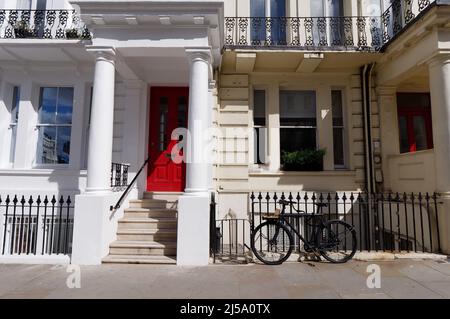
top-left (128, 199), bottom-right (169, 209)
top-left (124, 208), bottom-right (177, 219)
top-left (102, 254), bottom-right (177, 265)
top-left (117, 229), bottom-right (177, 241)
top-left (109, 241), bottom-right (177, 256)
top-left (143, 192), bottom-right (182, 203)
top-left (118, 218), bottom-right (177, 230)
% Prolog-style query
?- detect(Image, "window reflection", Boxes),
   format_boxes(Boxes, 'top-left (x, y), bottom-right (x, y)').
top-left (36, 87), bottom-right (73, 165)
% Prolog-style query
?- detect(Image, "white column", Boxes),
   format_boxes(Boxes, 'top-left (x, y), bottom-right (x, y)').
top-left (177, 48), bottom-right (212, 266)
top-left (184, 49), bottom-right (211, 194)
top-left (428, 54), bottom-right (450, 254)
top-left (85, 48), bottom-right (116, 193)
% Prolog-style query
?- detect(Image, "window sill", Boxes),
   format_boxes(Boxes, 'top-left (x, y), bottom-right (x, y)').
top-left (0, 168), bottom-right (87, 176)
top-left (249, 170), bottom-right (356, 177)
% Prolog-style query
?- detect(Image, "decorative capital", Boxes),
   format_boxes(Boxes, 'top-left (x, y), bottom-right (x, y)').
top-left (86, 46), bottom-right (116, 62)
top-left (426, 51), bottom-right (450, 68)
top-left (185, 47), bottom-right (212, 64)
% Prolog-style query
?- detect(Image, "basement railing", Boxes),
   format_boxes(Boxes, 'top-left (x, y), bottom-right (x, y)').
top-left (0, 194), bottom-right (74, 256)
top-left (210, 191), bottom-right (443, 263)
top-left (0, 9), bottom-right (90, 39)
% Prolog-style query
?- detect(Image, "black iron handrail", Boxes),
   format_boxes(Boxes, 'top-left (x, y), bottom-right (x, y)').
top-left (110, 156), bottom-right (150, 212)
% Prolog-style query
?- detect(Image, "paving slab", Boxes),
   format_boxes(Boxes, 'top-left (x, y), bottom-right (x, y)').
top-left (0, 260), bottom-right (449, 299)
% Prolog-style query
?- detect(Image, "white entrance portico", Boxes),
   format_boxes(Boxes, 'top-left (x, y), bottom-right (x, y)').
top-left (70, 0), bottom-right (224, 265)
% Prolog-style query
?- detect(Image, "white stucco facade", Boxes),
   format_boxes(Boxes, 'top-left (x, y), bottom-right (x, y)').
top-left (0, 0), bottom-right (449, 265)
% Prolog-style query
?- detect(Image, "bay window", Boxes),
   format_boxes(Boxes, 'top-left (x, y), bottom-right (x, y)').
top-left (36, 87), bottom-right (74, 165)
top-left (279, 90), bottom-right (317, 156)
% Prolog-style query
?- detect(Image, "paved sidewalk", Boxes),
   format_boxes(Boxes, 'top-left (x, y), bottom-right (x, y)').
top-left (0, 259), bottom-right (450, 299)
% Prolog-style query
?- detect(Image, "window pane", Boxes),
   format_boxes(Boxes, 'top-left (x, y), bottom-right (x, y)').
top-left (57, 127), bottom-right (71, 164)
top-left (333, 128), bottom-right (344, 166)
top-left (11, 86), bottom-right (20, 124)
top-left (159, 97), bottom-right (169, 152)
top-left (327, 0), bottom-right (344, 16)
top-left (37, 126), bottom-right (57, 164)
top-left (56, 87), bottom-right (74, 125)
top-left (253, 90), bottom-right (266, 126)
top-left (399, 116), bottom-right (409, 153)
top-left (39, 87), bottom-right (57, 124)
top-left (177, 97), bottom-right (187, 128)
top-left (251, 0), bottom-right (265, 16)
top-left (280, 91), bottom-right (316, 126)
top-left (332, 90), bottom-right (343, 126)
top-left (271, 0), bottom-right (286, 17)
top-left (280, 128), bottom-right (316, 154)
top-left (413, 116), bottom-right (428, 151)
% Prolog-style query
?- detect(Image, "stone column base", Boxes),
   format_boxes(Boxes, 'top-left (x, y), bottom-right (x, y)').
top-left (176, 193), bottom-right (210, 266)
top-left (71, 193), bottom-right (121, 265)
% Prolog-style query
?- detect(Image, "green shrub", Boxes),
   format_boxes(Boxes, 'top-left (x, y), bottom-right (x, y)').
top-left (281, 149), bottom-right (326, 171)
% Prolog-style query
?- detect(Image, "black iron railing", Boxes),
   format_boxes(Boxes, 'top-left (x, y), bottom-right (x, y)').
top-left (250, 191), bottom-right (442, 254)
top-left (111, 162), bottom-right (130, 188)
top-left (110, 157), bottom-right (150, 212)
top-left (0, 9), bottom-right (90, 39)
top-left (210, 192), bottom-right (251, 263)
top-left (224, 1), bottom-right (437, 51)
top-left (381, 0), bottom-right (436, 46)
top-left (0, 194), bottom-right (74, 256)
top-left (224, 16), bottom-right (383, 50)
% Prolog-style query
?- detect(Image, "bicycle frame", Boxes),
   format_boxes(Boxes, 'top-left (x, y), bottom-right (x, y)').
top-left (273, 204), bottom-right (327, 252)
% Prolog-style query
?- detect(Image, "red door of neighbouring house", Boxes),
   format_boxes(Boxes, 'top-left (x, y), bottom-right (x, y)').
top-left (147, 87), bottom-right (188, 192)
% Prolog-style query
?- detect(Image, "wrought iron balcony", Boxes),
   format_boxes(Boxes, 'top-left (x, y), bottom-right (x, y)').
top-left (224, 0), bottom-right (437, 51)
top-left (0, 9), bottom-right (90, 40)
top-left (381, 0), bottom-right (436, 45)
top-left (224, 16), bottom-right (383, 51)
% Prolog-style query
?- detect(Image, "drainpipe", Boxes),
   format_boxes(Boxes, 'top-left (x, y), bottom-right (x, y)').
top-left (360, 63), bottom-right (376, 194)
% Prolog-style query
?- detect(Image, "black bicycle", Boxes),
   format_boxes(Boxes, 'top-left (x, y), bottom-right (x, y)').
top-left (250, 199), bottom-right (357, 265)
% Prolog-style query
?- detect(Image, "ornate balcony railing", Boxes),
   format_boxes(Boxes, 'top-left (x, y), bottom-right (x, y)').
top-left (224, 16), bottom-right (383, 51)
top-left (381, 0), bottom-right (436, 45)
top-left (0, 9), bottom-right (90, 40)
top-left (224, 1), bottom-right (437, 51)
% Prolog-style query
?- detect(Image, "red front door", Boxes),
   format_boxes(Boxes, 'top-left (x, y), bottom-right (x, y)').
top-left (147, 87), bottom-right (189, 192)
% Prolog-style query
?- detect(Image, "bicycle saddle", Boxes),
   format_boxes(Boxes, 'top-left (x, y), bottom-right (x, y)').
top-left (315, 203), bottom-right (328, 208)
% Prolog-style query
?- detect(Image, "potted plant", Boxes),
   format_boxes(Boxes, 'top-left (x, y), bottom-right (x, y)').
top-left (65, 28), bottom-right (80, 39)
top-left (14, 20), bottom-right (34, 38)
top-left (281, 149), bottom-right (326, 171)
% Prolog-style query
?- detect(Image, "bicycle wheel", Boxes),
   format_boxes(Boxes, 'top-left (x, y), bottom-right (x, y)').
top-left (251, 221), bottom-right (293, 265)
top-left (317, 220), bottom-right (357, 263)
